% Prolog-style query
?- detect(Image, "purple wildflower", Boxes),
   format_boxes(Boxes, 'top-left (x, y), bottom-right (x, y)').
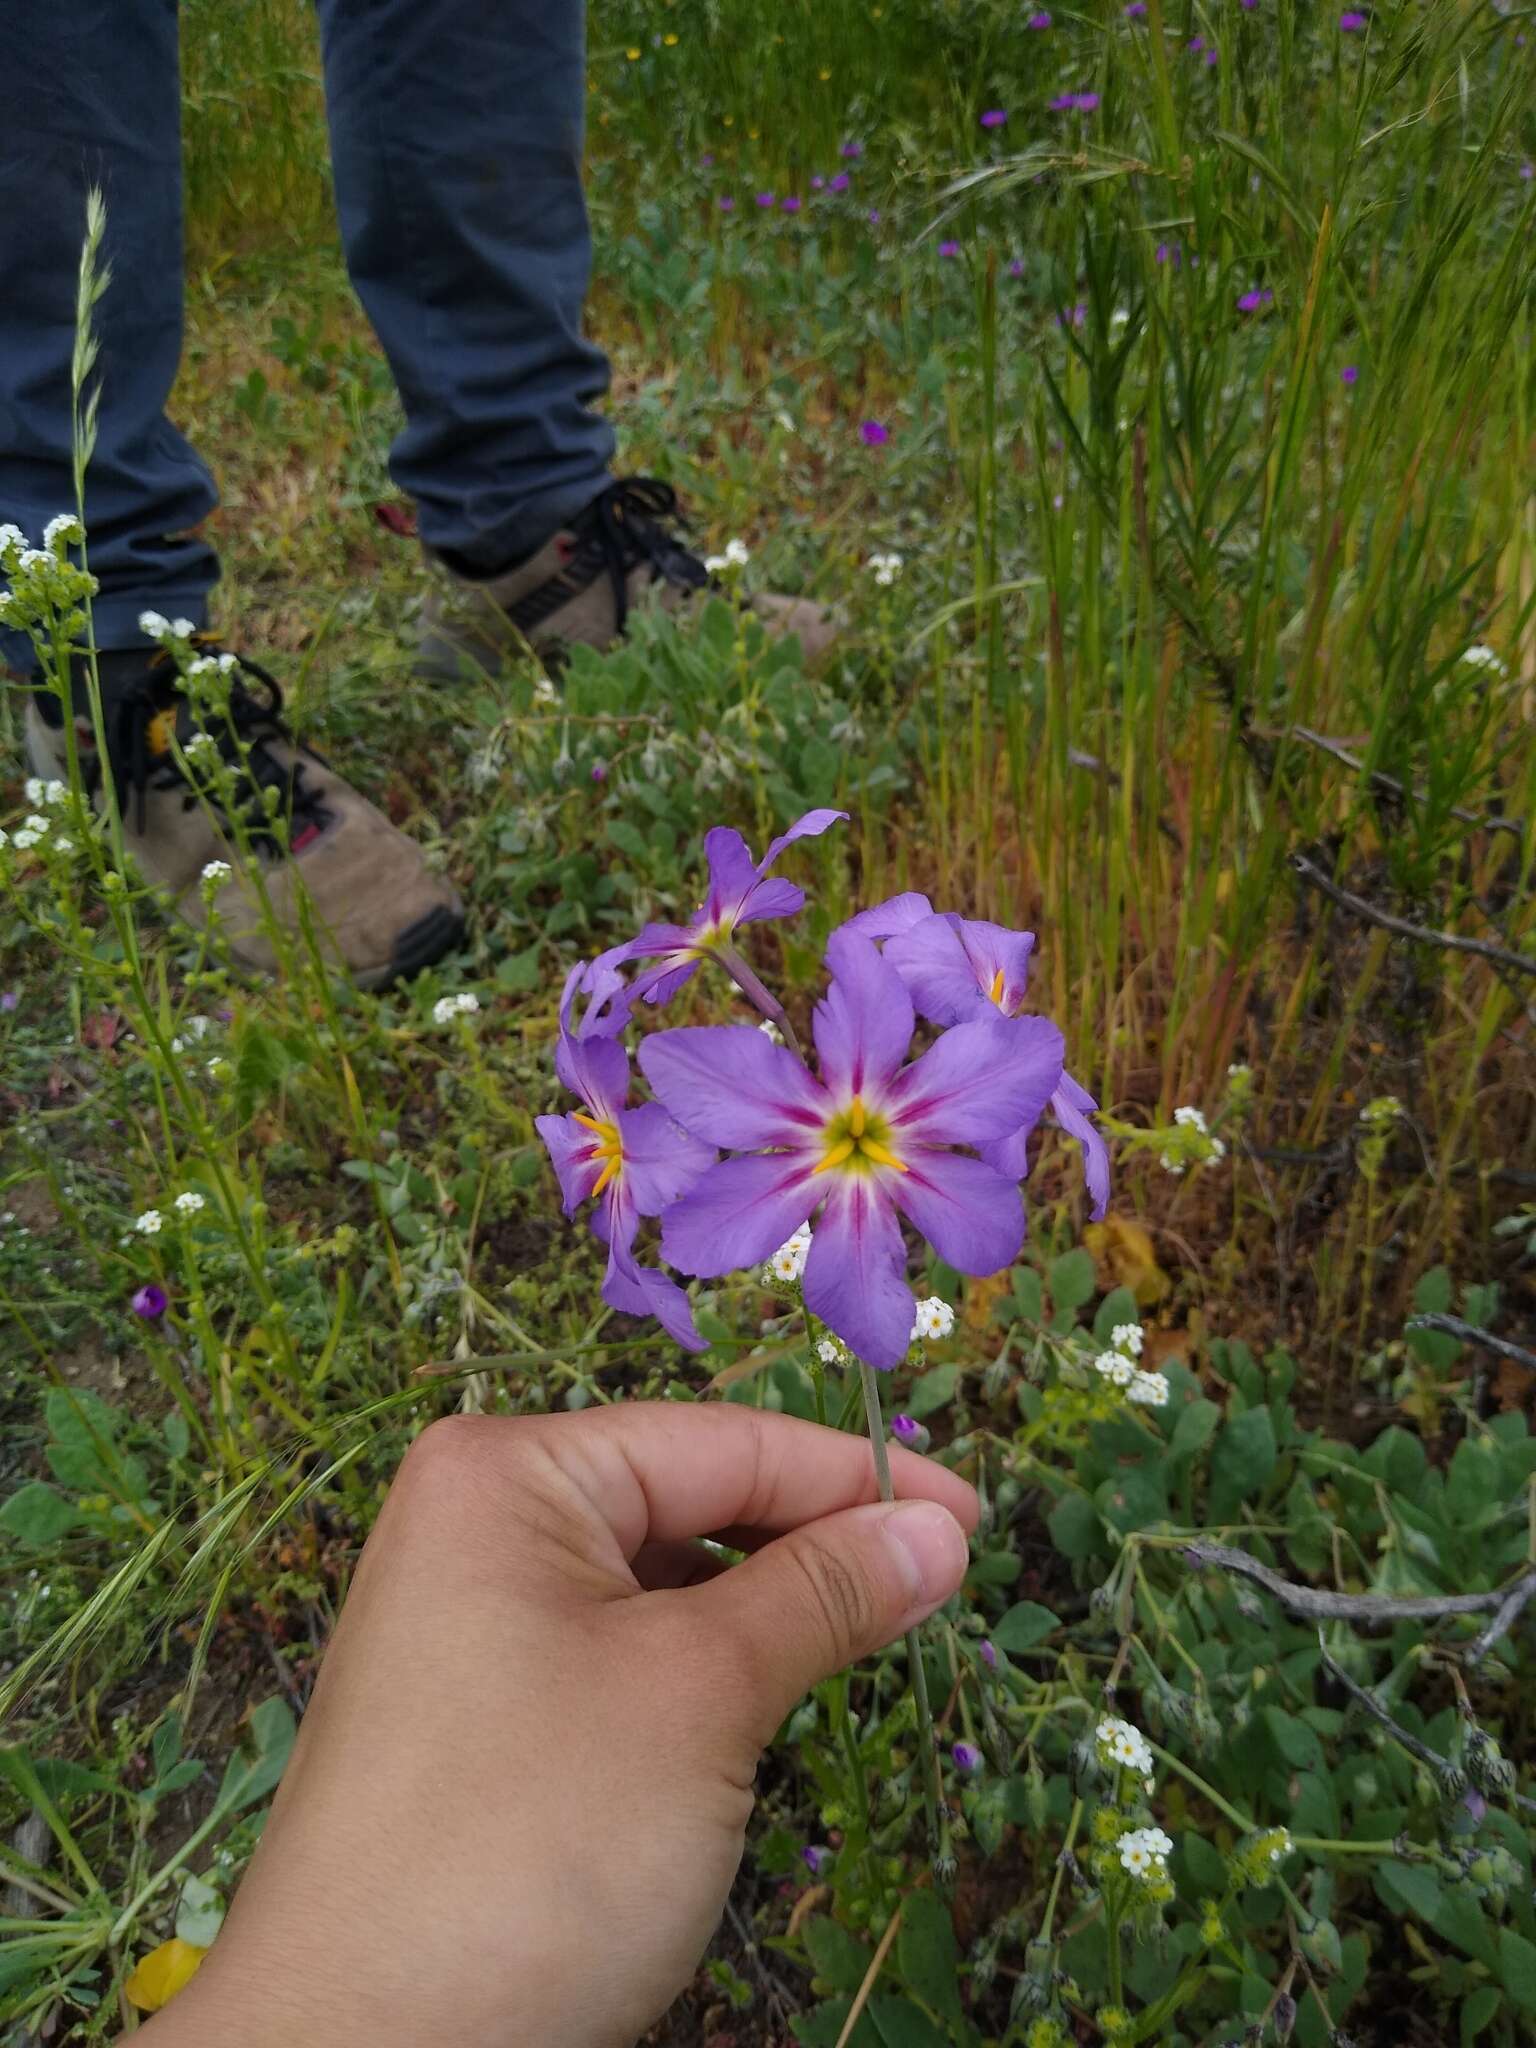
top-left (781, 194), bottom-right (802, 213)
top-left (0, 991), bottom-right (17, 1013)
top-left (829, 172), bottom-right (850, 192)
top-left (1205, 45), bottom-right (1219, 63)
top-left (1125, 2), bottom-right (1147, 15)
top-left (951, 1742), bottom-right (984, 1776)
top-left (979, 1638), bottom-right (997, 1669)
top-left (1057, 303), bottom-right (1087, 328)
top-left (756, 191), bottom-right (776, 208)
top-left (1237, 287), bottom-right (1274, 311)
top-left (980, 109), bottom-right (1008, 128)
top-left (840, 140), bottom-right (864, 159)
top-left (700, 152), bottom-right (715, 168)
top-left (640, 931), bottom-right (1064, 1369)
top-left (1523, 163), bottom-right (1535, 181)
top-left (1028, 9), bottom-right (1053, 23)
top-left (836, 895), bottom-right (1110, 1216)
top-left (535, 1027), bottom-right (714, 1353)
top-left (939, 239), bottom-right (961, 258)
top-left (890, 1414), bottom-right (929, 1449)
top-left (1188, 35), bottom-right (1205, 51)
top-left (1462, 1790), bottom-right (1488, 1827)
top-left (1007, 258), bottom-right (1025, 278)
top-left (1341, 364), bottom-right (1359, 385)
top-left (802, 1845), bottom-right (831, 1876)
top-left (1048, 92), bottom-right (1077, 110)
top-left (1339, 9), bottom-right (1367, 26)
top-left (867, 209), bottom-right (881, 224)
top-left (718, 195), bottom-right (736, 212)
top-left (131, 1283), bottom-right (168, 1321)
top-left (591, 760), bottom-right (608, 783)
top-left (860, 419), bottom-right (890, 445)
top-left (1074, 91), bottom-right (1100, 110)
top-left (811, 175), bottom-right (825, 191)
top-left (1155, 241), bottom-right (1182, 266)
top-left (607, 810), bottom-right (845, 1007)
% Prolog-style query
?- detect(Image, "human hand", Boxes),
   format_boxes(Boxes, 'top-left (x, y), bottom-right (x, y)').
top-left (139, 1404), bottom-right (977, 2048)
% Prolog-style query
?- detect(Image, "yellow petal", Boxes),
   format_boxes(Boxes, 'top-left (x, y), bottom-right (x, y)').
top-left (125, 1938), bottom-right (208, 2012)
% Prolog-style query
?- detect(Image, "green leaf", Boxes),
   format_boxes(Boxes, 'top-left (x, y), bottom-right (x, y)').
top-left (1009, 1267), bottom-right (1044, 1323)
top-left (966, 1549), bottom-right (1021, 1586)
top-left (0, 1482), bottom-right (81, 1546)
top-left (1500, 1928), bottom-right (1536, 2013)
top-left (907, 1365), bottom-right (959, 1420)
top-left (213, 1697), bottom-right (295, 1819)
top-left (1166, 1399), bottom-right (1220, 1466)
top-left (1263, 1707), bottom-right (1324, 1772)
top-left (1461, 1986), bottom-right (1503, 2044)
top-left (803, 1917), bottom-right (872, 1994)
top-left (163, 1410), bottom-right (191, 1462)
top-left (1373, 1859), bottom-right (1443, 1926)
top-left (793, 1999), bottom-right (879, 2048)
top-left (991, 1601), bottom-right (1060, 1653)
top-left (605, 819), bottom-right (649, 861)
top-left (45, 1385), bottom-right (119, 1446)
top-left (1048, 1490), bottom-right (1105, 1559)
top-left (1179, 1833), bottom-right (1227, 1892)
top-left (1093, 1286), bottom-right (1140, 1345)
top-left (1047, 1248), bottom-right (1097, 1316)
top-left (896, 1893), bottom-right (964, 2027)
top-left (175, 1871), bottom-right (225, 1946)
top-left (1207, 1406), bottom-right (1278, 1523)
top-left (494, 943), bottom-right (542, 993)
top-left (871, 1996), bottom-right (952, 2048)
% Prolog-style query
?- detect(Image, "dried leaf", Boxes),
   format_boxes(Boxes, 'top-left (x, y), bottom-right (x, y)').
top-left (124, 1938), bottom-right (207, 2012)
top-left (1083, 1216), bottom-right (1171, 1306)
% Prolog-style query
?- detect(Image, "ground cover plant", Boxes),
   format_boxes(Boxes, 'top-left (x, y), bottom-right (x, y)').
top-left (2, 0), bottom-right (1535, 2040)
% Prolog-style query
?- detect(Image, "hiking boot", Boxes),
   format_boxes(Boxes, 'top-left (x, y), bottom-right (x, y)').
top-left (22, 644), bottom-right (464, 990)
top-left (417, 476), bottom-right (839, 678)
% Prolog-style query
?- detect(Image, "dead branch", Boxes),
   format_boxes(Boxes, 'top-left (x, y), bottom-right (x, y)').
top-left (1406, 1314), bottom-right (1536, 1375)
top-left (1182, 1543), bottom-right (1520, 1624)
top-left (1319, 1641), bottom-right (1536, 1815)
top-left (1289, 852), bottom-right (1536, 977)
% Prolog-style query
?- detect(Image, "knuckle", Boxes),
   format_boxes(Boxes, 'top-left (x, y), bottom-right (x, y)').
top-left (399, 1413), bottom-right (502, 1492)
top-left (788, 1539), bottom-right (876, 1657)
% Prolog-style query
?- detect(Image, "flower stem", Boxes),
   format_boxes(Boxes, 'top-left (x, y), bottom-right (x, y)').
top-left (714, 941), bottom-right (803, 1058)
top-left (859, 1358), bottom-right (944, 1862)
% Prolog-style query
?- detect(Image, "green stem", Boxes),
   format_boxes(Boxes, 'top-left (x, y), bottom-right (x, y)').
top-left (1148, 1741), bottom-right (1256, 1833)
top-left (714, 941), bottom-right (803, 1058)
top-left (1039, 1796), bottom-right (1083, 1944)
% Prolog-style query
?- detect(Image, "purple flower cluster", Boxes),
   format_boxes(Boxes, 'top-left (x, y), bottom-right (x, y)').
top-left (536, 823), bottom-right (1109, 1370)
top-left (1237, 286), bottom-right (1275, 312)
top-left (1049, 90), bottom-right (1100, 112)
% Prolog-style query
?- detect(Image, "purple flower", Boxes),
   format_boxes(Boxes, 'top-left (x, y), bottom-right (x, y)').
top-left (1075, 92), bottom-right (1100, 110)
top-left (591, 760), bottom-right (608, 784)
top-left (1462, 1790), bottom-right (1488, 1827)
top-left (1007, 258), bottom-right (1025, 278)
top-left (131, 1283), bottom-right (168, 1321)
top-left (1028, 9), bottom-right (1053, 23)
top-left (718, 195), bottom-right (736, 213)
top-left (700, 152), bottom-right (716, 168)
top-left (811, 175), bottom-right (825, 191)
top-left (756, 191), bottom-right (776, 208)
top-left (1125, 3), bottom-right (1147, 16)
top-left (608, 810), bottom-right (846, 1007)
top-left (829, 172), bottom-right (851, 192)
top-left (535, 1030), bottom-right (714, 1353)
top-left (1237, 287), bottom-right (1274, 312)
top-left (1057, 303), bottom-right (1087, 328)
top-left (867, 208), bottom-right (881, 224)
top-left (1339, 9), bottom-right (1367, 26)
top-left (980, 109), bottom-right (1008, 128)
top-left (1522, 163), bottom-right (1535, 181)
top-left (1188, 35), bottom-right (1205, 51)
top-left (890, 1414), bottom-right (929, 1450)
top-left (836, 895), bottom-right (1109, 1217)
top-left (1204, 45), bottom-right (1219, 63)
top-left (1155, 241), bottom-right (1182, 266)
top-left (802, 1845), bottom-right (831, 1875)
top-left (1051, 90), bottom-right (1100, 112)
top-left (781, 195), bottom-right (803, 213)
top-left (952, 1742), bottom-right (984, 1776)
top-left (840, 140), bottom-right (864, 159)
top-left (1341, 364), bottom-right (1359, 385)
top-left (0, 991), bottom-right (17, 1013)
top-left (979, 1638), bottom-right (997, 1669)
top-left (640, 932), bottom-right (1064, 1369)
top-left (939, 239), bottom-right (961, 258)
top-left (861, 419), bottom-right (890, 445)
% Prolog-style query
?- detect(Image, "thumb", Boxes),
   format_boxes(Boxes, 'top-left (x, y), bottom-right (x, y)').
top-left (697, 1498), bottom-right (970, 1742)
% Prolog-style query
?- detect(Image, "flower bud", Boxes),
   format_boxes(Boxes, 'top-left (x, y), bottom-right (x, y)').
top-left (951, 1741), bottom-right (983, 1777)
top-left (889, 1413), bottom-right (930, 1453)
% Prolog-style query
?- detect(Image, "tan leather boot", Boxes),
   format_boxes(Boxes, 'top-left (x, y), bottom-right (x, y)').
top-left (417, 476), bottom-right (839, 678)
top-left (24, 647), bottom-right (464, 990)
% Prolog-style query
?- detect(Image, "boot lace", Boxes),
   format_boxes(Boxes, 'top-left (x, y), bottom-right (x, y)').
top-left (507, 477), bottom-right (709, 637)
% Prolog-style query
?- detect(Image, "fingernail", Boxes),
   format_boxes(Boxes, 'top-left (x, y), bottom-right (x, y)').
top-left (881, 1500), bottom-right (969, 1613)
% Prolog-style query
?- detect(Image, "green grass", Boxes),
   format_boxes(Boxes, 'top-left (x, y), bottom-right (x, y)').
top-left (2, 0), bottom-right (1535, 2038)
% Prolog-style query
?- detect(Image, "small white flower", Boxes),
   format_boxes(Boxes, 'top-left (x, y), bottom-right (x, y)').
top-left (703, 554), bottom-right (729, 574)
top-left (23, 815), bottom-right (50, 836)
top-left (184, 732), bottom-right (220, 760)
top-left (432, 992), bottom-right (481, 1025)
top-left (1266, 1828), bottom-right (1292, 1865)
top-left (18, 549), bottom-right (48, 572)
top-left (174, 1191), bottom-right (206, 1214)
top-left (1095, 1351), bottom-right (1135, 1388)
top-left (816, 1336), bottom-right (845, 1366)
top-left (0, 523), bottom-right (27, 552)
top-left (757, 1018), bottom-right (783, 1044)
top-left (1117, 1824), bottom-right (1173, 1881)
top-left (170, 617), bottom-right (197, 639)
top-left (1459, 643), bottom-right (1506, 674)
top-left (0, 828), bottom-right (9, 849)
top-left (765, 1226), bottom-right (813, 1284)
top-left (139, 610), bottom-right (172, 640)
top-left (206, 1056), bottom-right (232, 1081)
top-left (1210, 1135), bottom-right (1227, 1160)
top-left (1128, 1369), bottom-right (1170, 1408)
top-left (1173, 1105), bottom-right (1208, 1132)
top-left (1160, 1150), bottom-right (1185, 1175)
top-left (869, 551), bottom-right (904, 586)
top-left (135, 1209), bottom-right (164, 1235)
top-left (724, 538), bottom-right (750, 566)
top-left (200, 860), bottom-right (232, 886)
top-left (43, 513), bottom-right (83, 551)
top-left (1096, 1716), bottom-right (1155, 1777)
top-left (52, 836), bottom-right (75, 855)
top-left (912, 1295), bottom-right (955, 1341)
top-left (1110, 1321), bottom-right (1143, 1357)
top-left (12, 829), bottom-right (39, 851)
top-left (24, 778), bottom-right (44, 804)
top-left (532, 675), bottom-right (558, 705)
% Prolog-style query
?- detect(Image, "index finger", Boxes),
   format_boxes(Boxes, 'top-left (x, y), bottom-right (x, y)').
top-left (509, 1402), bottom-right (979, 1562)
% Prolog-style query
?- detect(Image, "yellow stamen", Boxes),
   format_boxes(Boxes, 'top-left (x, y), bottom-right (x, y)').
top-left (860, 1137), bottom-right (909, 1174)
top-left (813, 1136), bottom-right (857, 1175)
top-left (988, 967), bottom-right (1006, 1007)
top-left (572, 1111), bottom-right (607, 1135)
top-left (591, 1155), bottom-right (622, 1196)
top-left (848, 1097), bottom-right (867, 1137)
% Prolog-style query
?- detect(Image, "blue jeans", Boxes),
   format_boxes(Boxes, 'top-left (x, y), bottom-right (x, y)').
top-left (0, 0), bottom-right (615, 670)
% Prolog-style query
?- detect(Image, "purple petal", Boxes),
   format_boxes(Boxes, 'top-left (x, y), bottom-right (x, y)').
top-left (735, 876), bottom-right (806, 928)
top-left (590, 1173), bottom-right (639, 1253)
top-left (883, 913), bottom-right (983, 1026)
top-left (554, 1030), bottom-right (629, 1120)
top-left (977, 1126), bottom-right (1032, 1183)
top-left (955, 917), bottom-right (1036, 1012)
top-left (615, 1100), bottom-right (717, 1216)
top-left (602, 1236), bottom-right (707, 1352)
top-left (837, 892), bottom-right (935, 942)
top-left (887, 1015), bottom-right (1063, 1146)
top-left (701, 827), bottom-right (763, 926)
top-left (1052, 1072), bottom-right (1111, 1219)
top-left (535, 1111), bottom-right (604, 1218)
top-left (660, 1154), bottom-right (819, 1277)
top-left (559, 955), bottom-right (631, 1041)
top-left (629, 955), bottom-right (702, 1007)
top-left (894, 1150), bottom-right (1025, 1275)
top-left (758, 807), bottom-right (848, 875)
top-left (813, 931), bottom-right (915, 1102)
top-left (802, 1175), bottom-right (913, 1370)
top-left (639, 1026), bottom-right (828, 1148)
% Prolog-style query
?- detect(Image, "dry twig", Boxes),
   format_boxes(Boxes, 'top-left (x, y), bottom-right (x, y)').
top-left (1289, 852), bottom-right (1536, 977)
top-left (1406, 1313), bottom-right (1536, 1375)
top-left (1182, 1543), bottom-right (1524, 1625)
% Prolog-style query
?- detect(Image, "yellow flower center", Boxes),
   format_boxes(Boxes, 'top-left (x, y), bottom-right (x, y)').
top-left (988, 967), bottom-right (1006, 1006)
top-left (573, 1111), bottom-right (624, 1195)
top-left (812, 1094), bottom-right (908, 1176)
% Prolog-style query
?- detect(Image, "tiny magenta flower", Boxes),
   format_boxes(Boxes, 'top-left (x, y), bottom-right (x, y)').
top-left (1339, 8), bottom-right (1367, 26)
top-left (952, 1742), bottom-right (984, 1775)
top-left (781, 194), bottom-right (802, 212)
top-left (131, 1283), bottom-right (168, 1320)
top-left (591, 761), bottom-right (607, 783)
top-left (980, 109), bottom-right (1008, 127)
top-left (860, 419), bottom-right (889, 445)
top-left (1125, 2), bottom-right (1147, 15)
top-left (840, 139), bottom-right (864, 158)
top-left (1028, 9), bottom-right (1052, 23)
top-left (867, 208), bottom-right (881, 224)
top-left (890, 1414), bottom-right (928, 1449)
top-left (1341, 364), bottom-right (1359, 384)
top-left (938, 239), bottom-right (961, 257)
top-left (0, 991), bottom-right (17, 1013)
top-left (979, 1638), bottom-right (997, 1669)
top-left (718, 195), bottom-right (736, 212)
top-left (828, 172), bottom-right (850, 192)
top-left (1007, 258), bottom-right (1024, 277)
top-left (802, 1845), bottom-right (831, 1875)
top-left (1237, 286), bottom-right (1274, 311)
top-left (1189, 34), bottom-right (1205, 51)
top-left (756, 191), bottom-right (776, 208)
top-left (811, 174), bottom-right (825, 190)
